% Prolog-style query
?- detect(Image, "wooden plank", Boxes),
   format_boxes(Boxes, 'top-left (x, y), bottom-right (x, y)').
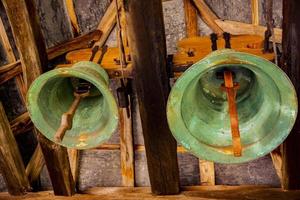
top-left (125, 0), bottom-right (180, 194)
top-left (47, 30), bottom-right (102, 60)
top-left (183, 0), bottom-right (198, 37)
top-left (270, 147), bottom-right (282, 184)
top-left (25, 144), bottom-right (45, 183)
top-left (2, 0), bottom-right (75, 195)
top-left (251, 0), bottom-right (259, 25)
top-left (214, 19), bottom-right (282, 43)
top-left (1, 186), bottom-right (300, 200)
top-left (65, 0), bottom-right (80, 36)
top-left (37, 132), bottom-right (75, 195)
top-left (0, 102), bottom-right (30, 195)
top-left (191, 0), bottom-right (223, 35)
top-left (199, 160), bottom-right (215, 186)
top-left (119, 107), bottom-right (134, 186)
top-left (67, 149), bottom-right (80, 185)
top-left (94, 0), bottom-right (117, 48)
top-left (281, 0), bottom-right (300, 190)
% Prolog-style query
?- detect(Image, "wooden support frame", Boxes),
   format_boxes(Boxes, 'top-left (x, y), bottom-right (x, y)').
top-left (251, 0), bottom-right (259, 25)
top-left (184, 0), bottom-right (198, 37)
top-left (0, 102), bottom-right (30, 195)
top-left (2, 0), bottom-right (75, 196)
top-left (125, 0), bottom-right (180, 194)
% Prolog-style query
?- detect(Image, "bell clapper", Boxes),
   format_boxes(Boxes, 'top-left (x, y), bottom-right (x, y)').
top-left (221, 71), bottom-right (242, 157)
top-left (54, 82), bottom-right (91, 143)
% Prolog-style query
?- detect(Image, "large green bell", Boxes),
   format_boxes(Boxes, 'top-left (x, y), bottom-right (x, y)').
top-left (27, 61), bottom-right (119, 149)
top-left (167, 49), bottom-right (298, 163)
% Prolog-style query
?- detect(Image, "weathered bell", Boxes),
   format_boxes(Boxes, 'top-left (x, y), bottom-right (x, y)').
top-left (27, 61), bottom-right (119, 149)
top-left (167, 49), bottom-right (298, 163)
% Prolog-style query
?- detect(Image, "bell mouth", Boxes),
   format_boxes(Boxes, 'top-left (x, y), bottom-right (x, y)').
top-left (27, 62), bottom-right (119, 149)
top-left (167, 50), bottom-right (298, 163)
top-left (181, 64), bottom-right (279, 148)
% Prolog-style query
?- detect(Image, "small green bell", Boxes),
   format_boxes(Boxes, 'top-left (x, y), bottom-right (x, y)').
top-left (167, 49), bottom-right (298, 163)
top-left (27, 61), bottom-right (119, 149)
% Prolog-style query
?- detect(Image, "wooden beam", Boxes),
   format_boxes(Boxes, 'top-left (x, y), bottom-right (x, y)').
top-left (94, 0), bottom-right (117, 47)
top-left (251, 0), bottom-right (259, 25)
top-left (214, 19), bottom-right (282, 43)
top-left (0, 17), bottom-right (26, 103)
top-left (2, 0), bottom-right (75, 195)
top-left (0, 62), bottom-right (22, 84)
top-left (65, 0), bottom-right (80, 36)
top-left (0, 102), bottom-right (30, 195)
top-left (47, 30), bottom-right (102, 60)
top-left (199, 160), bottom-right (215, 186)
top-left (37, 132), bottom-right (75, 195)
top-left (125, 0), bottom-right (180, 194)
top-left (119, 106), bottom-right (134, 186)
top-left (10, 111), bottom-right (32, 136)
top-left (67, 149), bottom-right (80, 185)
top-left (25, 144), bottom-right (45, 183)
top-left (183, 0), bottom-right (198, 37)
top-left (281, 0), bottom-right (300, 190)
top-left (2, 0), bottom-right (47, 90)
top-left (192, 0), bottom-right (223, 35)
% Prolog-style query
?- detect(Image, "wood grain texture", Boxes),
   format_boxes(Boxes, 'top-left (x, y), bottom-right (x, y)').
top-left (215, 19), bottom-right (282, 43)
top-left (125, 0), bottom-right (180, 194)
top-left (65, 0), bottom-right (80, 35)
top-left (68, 149), bottom-right (80, 185)
top-left (0, 102), bottom-right (30, 195)
top-left (2, 0), bottom-right (75, 195)
top-left (2, 0), bottom-right (46, 90)
top-left (1, 186), bottom-right (300, 200)
top-left (119, 107), bottom-right (134, 186)
top-left (35, 0), bottom-right (74, 48)
top-left (192, 0), bottom-right (223, 35)
top-left (25, 144), bottom-right (45, 183)
top-left (10, 111), bottom-right (32, 136)
top-left (281, 0), bottom-right (300, 190)
top-left (94, 1), bottom-right (117, 48)
top-left (251, 0), bottom-right (259, 25)
top-left (183, 0), bottom-right (198, 37)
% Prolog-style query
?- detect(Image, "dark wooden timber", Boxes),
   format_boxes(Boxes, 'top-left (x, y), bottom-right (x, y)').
top-left (281, 0), bottom-right (300, 190)
top-left (0, 102), bottom-right (31, 195)
top-left (2, 0), bottom-right (75, 195)
top-left (125, 0), bottom-right (180, 195)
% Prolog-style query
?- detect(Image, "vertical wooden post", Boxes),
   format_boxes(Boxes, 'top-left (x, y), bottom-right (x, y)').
top-left (2, 0), bottom-right (75, 195)
top-left (183, 0), bottom-right (198, 37)
top-left (0, 102), bottom-right (31, 195)
top-left (125, 0), bottom-right (180, 195)
top-left (119, 106), bottom-right (135, 186)
top-left (281, 0), bottom-right (300, 190)
top-left (251, 0), bottom-right (259, 25)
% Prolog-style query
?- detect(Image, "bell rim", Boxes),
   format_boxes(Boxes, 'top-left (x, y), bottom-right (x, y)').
top-left (167, 50), bottom-right (298, 164)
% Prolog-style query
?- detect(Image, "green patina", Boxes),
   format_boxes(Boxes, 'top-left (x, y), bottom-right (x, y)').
top-left (27, 61), bottom-right (119, 149)
top-left (167, 49), bottom-right (298, 163)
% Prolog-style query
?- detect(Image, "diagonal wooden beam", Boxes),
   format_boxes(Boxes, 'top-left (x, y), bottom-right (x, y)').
top-left (0, 102), bottom-right (30, 195)
top-left (191, 0), bottom-right (223, 35)
top-left (94, 0), bottom-right (117, 48)
top-left (2, 0), bottom-right (75, 196)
